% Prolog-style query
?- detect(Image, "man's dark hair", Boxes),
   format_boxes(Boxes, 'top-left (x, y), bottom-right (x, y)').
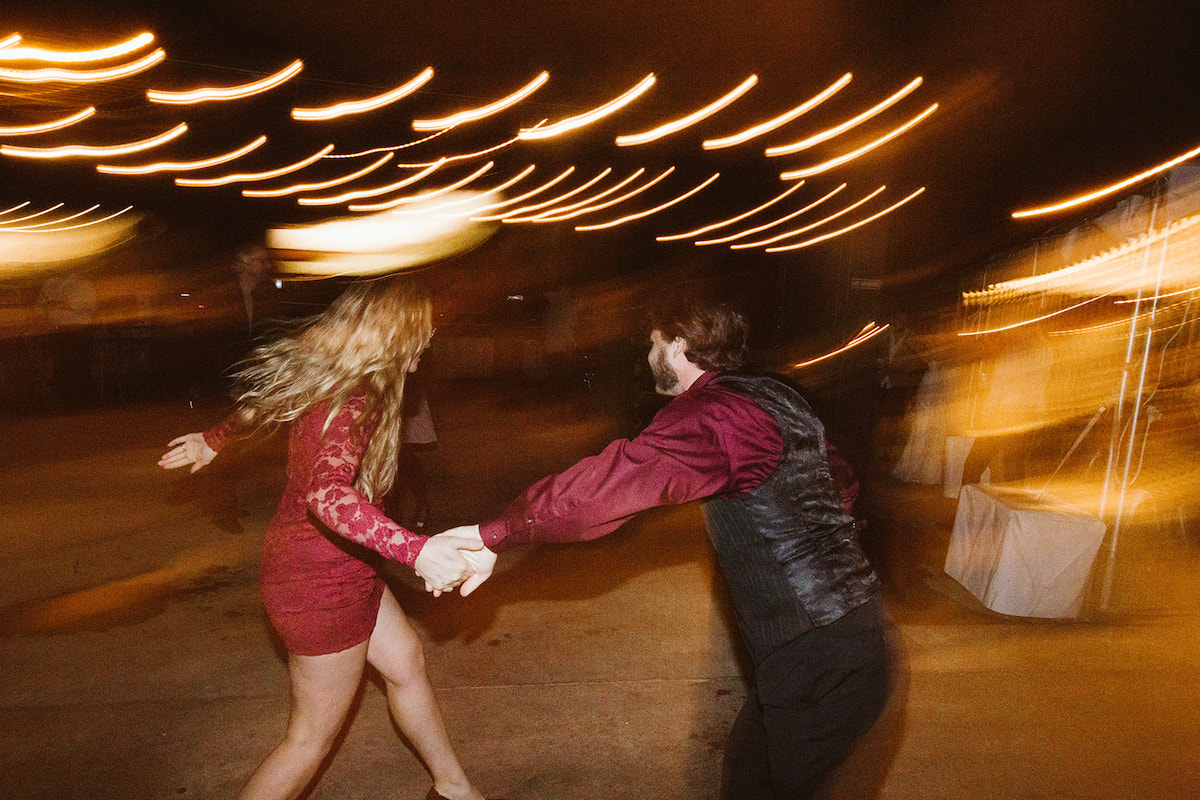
top-left (650, 299), bottom-right (749, 371)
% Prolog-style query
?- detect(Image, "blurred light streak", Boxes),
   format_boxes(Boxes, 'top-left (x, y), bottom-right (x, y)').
top-left (0, 203), bottom-right (63, 225)
top-left (1, 204), bottom-right (98, 229)
top-left (297, 158), bottom-right (445, 205)
top-left (97, 135), bottom-right (267, 174)
top-left (0, 48), bottom-right (165, 83)
top-left (350, 161), bottom-right (494, 211)
top-left (147, 59), bottom-right (303, 104)
top-left (657, 182), bottom-right (806, 240)
top-left (958, 292), bottom-right (1117, 336)
top-left (1114, 285), bottom-right (1200, 304)
top-left (766, 77), bottom-right (923, 156)
top-left (765, 186), bottom-right (926, 251)
top-left (575, 173), bottom-right (719, 231)
top-left (518, 74), bottom-right (656, 139)
top-left (393, 134), bottom-right (521, 167)
top-left (731, 185), bottom-right (886, 248)
top-left (0, 201), bottom-right (31, 217)
top-left (0, 35), bottom-right (20, 50)
top-left (794, 322), bottom-right (888, 368)
top-left (703, 73), bottom-right (852, 150)
top-left (0, 213), bottom-right (138, 267)
top-left (1, 123), bottom-right (186, 158)
top-left (523, 167), bottom-right (675, 222)
top-left (779, 104), bottom-right (938, 179)
top-left (394, 165), bottom-right (536, 214)
top-left (326, 130), bottom-right (449, 157)
top-left (243, 153), bottom-right (393, 197)
top-left (462, 167), bottom-right (575, 216)
top-left (695, 183), bottom-right (846, 245)
top-left (504, 168), bottom-right (646, 222)
top-left (615, 75), bottom-right (757, 146)
top-left (1012, 140), bottom-right (1200, 218)
top-left (472, 168), bottom-right (613, 220)
top-left (412, 71), bottom-right (549, 130)
top-left (0, 205), bottom-right (132, 233)
top-left (0, 31), bottom-right (154, 63)
top-left (176, 144), bottom-right (334, 186)
top-left (291, 68), bottom-right (433, 121)
top-left (0, 107), bottom-right (95, 136)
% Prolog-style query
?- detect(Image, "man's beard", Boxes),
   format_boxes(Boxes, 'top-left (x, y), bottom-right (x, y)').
top-left (651, 349), bottom-right (680, 394)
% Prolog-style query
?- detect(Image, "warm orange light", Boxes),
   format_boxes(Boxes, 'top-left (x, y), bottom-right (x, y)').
top-left (703, 73), bottom-right (852, 150)
top-left (732, 186), bottom-right (887, 248)
top-left (0, 203), bottom-right (63, 225)
top-left (519, 75), bottom-right (656, 140)
top-left (794, 323), bottom-right (888, 368)
top-left (148, 60), bottom-right (303, 104)
top-left (657, 182), bottom-right (806, 241)
top-left (526, 168), bottom-right (675, 222)
top-left (243, 153), bottom-right (393, 197)
top-left (413, 72), bottom-right (549, 130)
top-left (463, 167), bottom-right (575, 216)
top-left (1, 123), bottom-right (186, 158)
top-left (349, 162), bottom-right (495, 212)
top-left (0, 48), bottom-right (165, 83)
top-left (616, 75), bottom-right (757, 146)
top-left (0, 32), bottom-right (154, 63)
top-left (394, 134), bottom-right (522, 167)
top-left (0, 201), bottom-right (31, 217)
top-left (98, 136), bottom-right (267, 174)
top-left (695, 184), bottom-right (846, 246)
top-left (780, 104), bottom-right (938, 179)
top-left (176, 144), bottom-right (334, 187)
top-left (766, 186), bottom-right (925, 251)
top-left (0, 107), bottom-right (95, 136)
top-left (576, 173), bottom-right (719, 231)
top-left (767, 77), bottom-right (923, 156)
top-left (1012, 140), bottom-right (1200, 218)
top-left (3, 204), bottom-right (98, 229)
top-left (328, 130), bottom-right (449, 158)
top-left (395, 165), bottom-right (537, 215)
top-left (473, 169), bottom-right (614, 221)
top-left (0, 35), bottom-right (20, 50)
top-left (504, 169), bottom-right (647, 222)
top-left (1, 205), bottom-right (133, 233)
top-left (292, 68), bottom-right (433, 121)
top-left (298, 158), bottom-right (446, 206)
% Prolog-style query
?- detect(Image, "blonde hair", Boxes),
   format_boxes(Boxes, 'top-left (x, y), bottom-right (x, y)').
top-left (230, 278), bottom-right (432, 500)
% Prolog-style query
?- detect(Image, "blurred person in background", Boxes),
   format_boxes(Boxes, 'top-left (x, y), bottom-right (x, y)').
top-left (158, 278), bottom-right (488, 800)
top-left (439, 299), bottom-right (896, 800)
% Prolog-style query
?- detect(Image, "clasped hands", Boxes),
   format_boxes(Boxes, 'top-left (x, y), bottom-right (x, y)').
top-left (412, 524), bottom-right (496, 597)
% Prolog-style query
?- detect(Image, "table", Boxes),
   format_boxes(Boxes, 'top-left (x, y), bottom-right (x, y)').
top-left (945, 484), bottom-right (1106, 618)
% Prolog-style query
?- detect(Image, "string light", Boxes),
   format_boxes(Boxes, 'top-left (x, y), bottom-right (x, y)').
top-left (472, 168), bottom-right (613, 220)
top-left (780, 104), bottom-right (937, 179)
top-left (766, 77), bottom-right (923, 156)
top-left (412, 71), bottom-right (549, 130)
top-left (462, 167), bottom-right (576, 216)
top-left (4, 205), bottom-right (134, 233)
top-left (657, 181), bottom-right (806, 240)
top-left (1, 123), bottom-right (186, 158)
top-left (2, 204), bottom-right (98, 229)
top-left (576, 173), bottom-right (719, 231)
top-left (0, 48), bottom-right (165, 83)
top-left (504, 169), bottom-right (647, 222)
top-left (349, 161), bottom-right (495, 212)
top-left (703, 73), bottom-right (851, 150)
top-left (243, 153), bottom-right (393, 197)
top-left (393, 134), bottom-right (522, 167)
top-left (297, 158), bottom-right (446, 206)
top-left (732, 185), bottom-right (886, 248)
top-left (98, 136), bottom-right (266, 174)
top-left (0, 32), bottom-right (154, 63)
top-left (148, 60), bottom-right (303, 104)
top-left (794, 323), bottom-right (888, 368)
top-left (525, 168), bottom-right (675, 222)
top-left (176, 144), bottom-right (334, 187)
top-left (393, 165), bottom-right (537, 214)
top-left (292, 68), bottom-right (433, 120)
top-left (766, 186), bottom-right (925, 251)
top-left (0, 203), bottom-right (63, 225)
top-left (325, 130), bottom-right (449, 158)
top-left (0, 107), bottom-right (95, 136)
top-left (519, 74), bottom-right (656, 139)
top-left (616, 75), bottom-right (757, 146)
top-left (695, 184), bottom-right (846, 245)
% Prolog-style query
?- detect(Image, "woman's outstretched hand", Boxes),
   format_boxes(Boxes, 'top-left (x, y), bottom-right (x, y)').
top-left (158, 433), bottom-right (217, 473)
top-left (414, 530), bottom-right (482, 597)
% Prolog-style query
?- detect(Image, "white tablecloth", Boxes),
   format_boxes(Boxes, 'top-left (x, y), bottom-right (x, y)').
top-left (945, 484), bottom-right (1106, 618)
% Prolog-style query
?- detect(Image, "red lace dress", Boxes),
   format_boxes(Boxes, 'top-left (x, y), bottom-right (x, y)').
top-left (205, 390), bottom-right (426, 656)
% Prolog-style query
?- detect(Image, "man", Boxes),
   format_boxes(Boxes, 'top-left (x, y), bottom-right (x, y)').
top-left (441, 300), bottom-right (894, 800)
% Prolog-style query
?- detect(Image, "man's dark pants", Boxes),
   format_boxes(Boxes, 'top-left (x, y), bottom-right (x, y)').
top-left (720, 597), bottom-right (894, 800)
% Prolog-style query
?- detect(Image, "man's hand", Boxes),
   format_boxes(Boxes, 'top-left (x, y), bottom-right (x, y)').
top-left (430, 525), bottom-right (497, 597)
top-left (159, 433), bottom-right (217, 473)
top-left (414, 531), bottom-right (481, 597)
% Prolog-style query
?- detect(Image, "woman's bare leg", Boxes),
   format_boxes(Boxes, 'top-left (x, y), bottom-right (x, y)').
top-left (238, 641), bottom-right (368, 800)
top-left (368, 587), bottom-right (485, 800)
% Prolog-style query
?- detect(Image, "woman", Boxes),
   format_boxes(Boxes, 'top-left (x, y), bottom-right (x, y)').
top-left (159, 278), bottom-right (486, 800)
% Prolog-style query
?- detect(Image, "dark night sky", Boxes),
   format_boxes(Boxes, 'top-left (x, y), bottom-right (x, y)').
top-left (6, 1), bottom-right (1200, 318)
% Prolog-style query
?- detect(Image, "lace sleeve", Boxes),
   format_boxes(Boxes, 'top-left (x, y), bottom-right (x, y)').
top-left (303, 395), bottom-right (427, 566)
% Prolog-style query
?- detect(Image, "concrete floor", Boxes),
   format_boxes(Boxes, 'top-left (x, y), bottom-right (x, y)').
top-left (2, 382), bottom-right (1199, 800)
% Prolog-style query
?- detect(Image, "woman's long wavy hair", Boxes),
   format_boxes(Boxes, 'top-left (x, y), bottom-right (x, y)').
top-left (229, 278), bottom-right (432, 501)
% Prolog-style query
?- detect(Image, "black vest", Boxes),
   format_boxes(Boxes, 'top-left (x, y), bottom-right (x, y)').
top-left (702, 373), bottom-right (879, 664)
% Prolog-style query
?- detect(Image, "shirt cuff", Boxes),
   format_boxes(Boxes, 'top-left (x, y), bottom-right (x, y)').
top-left (479, 515), bottom-right (522, 553)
